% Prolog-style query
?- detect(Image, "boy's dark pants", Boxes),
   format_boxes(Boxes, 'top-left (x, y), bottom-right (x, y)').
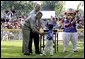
top-left (28, 30), bottom-right (40, 53)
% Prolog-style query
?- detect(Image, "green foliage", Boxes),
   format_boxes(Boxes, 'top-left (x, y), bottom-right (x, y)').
top-left (41, 1), bottom-right (65, 16)
top-left (41, 1), bottom-right (58, 11)
top-left (1, 1), bottom-right (34, 16)
top-left (54, 1), bottom-right (65, 16)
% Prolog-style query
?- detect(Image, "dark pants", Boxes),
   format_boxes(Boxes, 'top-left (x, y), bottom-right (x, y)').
top-left (28, 31), bottom-right (40, 53)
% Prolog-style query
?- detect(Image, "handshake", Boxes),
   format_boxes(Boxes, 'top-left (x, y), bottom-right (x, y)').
top-left (39, 28), bottom-right (44, 34)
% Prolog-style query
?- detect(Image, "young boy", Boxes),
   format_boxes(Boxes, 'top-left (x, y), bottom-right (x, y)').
top-left (28, 11), bottom-right (43, 54)
top-left (40, 21), bottom-right (54, 56)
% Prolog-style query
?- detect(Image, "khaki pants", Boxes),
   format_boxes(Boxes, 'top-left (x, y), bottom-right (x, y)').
top-left (22, 25), bottom-right (30, 53)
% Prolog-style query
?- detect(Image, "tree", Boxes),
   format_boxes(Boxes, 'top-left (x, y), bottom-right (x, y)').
top-left (41, 1), bottom-right (65, 16)
top-left (77, 2), bottom-right (81, 10)
top-left (54, 1), bottom-right (65, 16)
top-left (41, 1), bottom-right (58, 11)
top-left (1, 1), bottom-right (34, 16)
top-left (77, 1), bottom-right (84, 10)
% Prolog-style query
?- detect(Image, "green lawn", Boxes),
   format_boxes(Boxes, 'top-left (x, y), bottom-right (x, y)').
top-left (1, 40), bottom-right (84, 58)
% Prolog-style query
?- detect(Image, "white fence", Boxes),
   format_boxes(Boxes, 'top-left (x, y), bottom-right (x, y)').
top-left (1, 29), bottom-right (84, 41)
top-left (1, 29), bottom-right (22, 40)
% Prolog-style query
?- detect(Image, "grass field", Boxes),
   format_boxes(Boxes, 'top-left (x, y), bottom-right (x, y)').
top-left (1, 40), bottom-right (84, 58)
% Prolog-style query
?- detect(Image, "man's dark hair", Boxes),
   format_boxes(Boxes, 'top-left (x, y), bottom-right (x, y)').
top-left (36, 12), bottom-right (42, 16)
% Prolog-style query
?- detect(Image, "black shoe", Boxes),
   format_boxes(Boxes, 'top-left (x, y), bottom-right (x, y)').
top-left (74, 50), bottom-right (78, 52)
top-left (36, 51), bottom-right (41, 54)
top-left (24, 53), bottom-right (30, 56)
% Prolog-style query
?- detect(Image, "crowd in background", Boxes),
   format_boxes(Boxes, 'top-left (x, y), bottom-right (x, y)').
top-left (1, 10), bottom-right (26, 29)
top-left (1, 10), bottom-right (84, 29)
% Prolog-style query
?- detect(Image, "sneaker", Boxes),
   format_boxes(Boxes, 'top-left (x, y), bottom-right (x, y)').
top-left (40, 53), bottom-right (43, 56)
top-left (40, 53), bottom-right (45, 56)
top-left (29, 52), bottom-right (32, 55)
top-left (40, 54), bottom-right (46, 56)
